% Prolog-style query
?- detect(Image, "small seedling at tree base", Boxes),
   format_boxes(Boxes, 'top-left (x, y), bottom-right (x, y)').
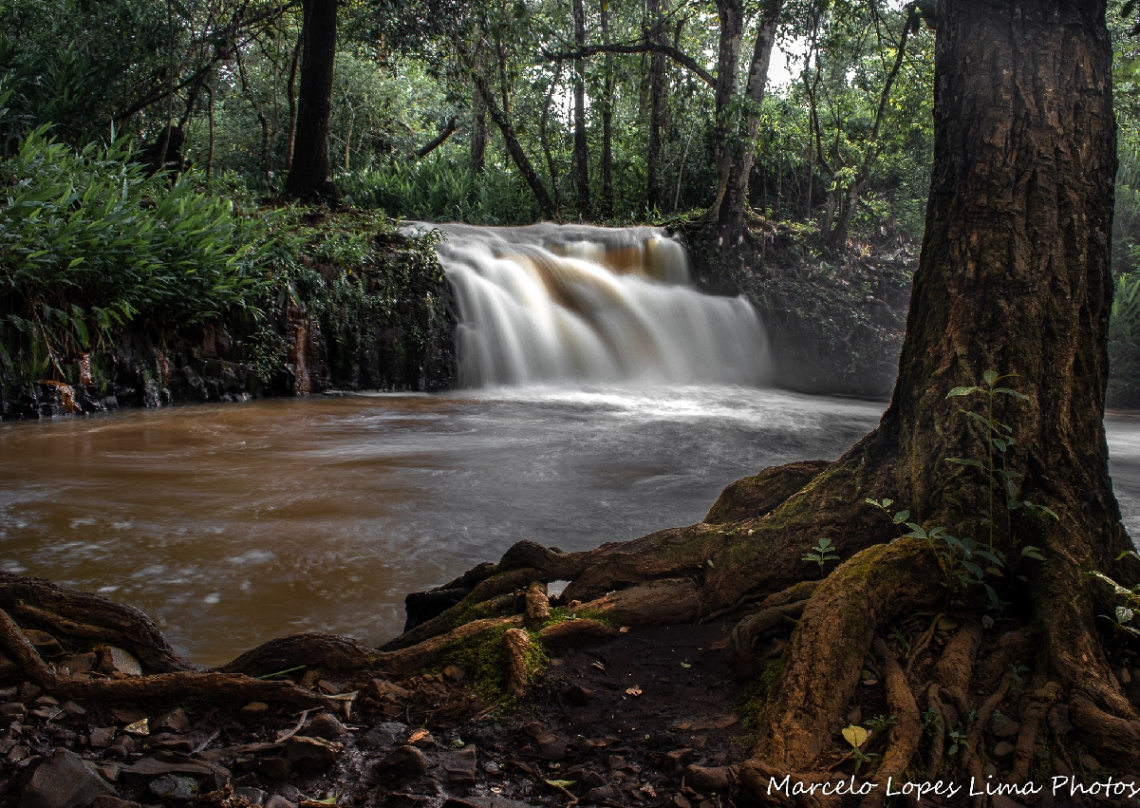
top-left (804, 537), bottom-right (840, 571)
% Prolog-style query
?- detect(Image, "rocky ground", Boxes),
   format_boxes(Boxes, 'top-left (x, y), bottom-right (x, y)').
top-left (0, 620), bottom-right (754, 808)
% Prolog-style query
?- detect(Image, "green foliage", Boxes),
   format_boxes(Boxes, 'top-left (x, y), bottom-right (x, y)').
top-left (339, 156), bottom-right (539, 225)
top-left (1108, 271), bottom-right (1140, 406)
top-left (867, 372), bottom-right (1053, 608)
top-left (802, 537), bottom-right (840, 572)
top-left (0, 127), bottom-right (275, 376)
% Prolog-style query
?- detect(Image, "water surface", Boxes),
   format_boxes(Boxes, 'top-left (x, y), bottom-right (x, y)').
top-left (1, 389), bottom-right (1136, 667)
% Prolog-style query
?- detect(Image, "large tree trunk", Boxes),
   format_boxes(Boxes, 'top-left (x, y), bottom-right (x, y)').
top-left (283, 0), bottom-right (340, 203)
top-left (599, 0), bottom-right (614, 218)
top-left (705, 0), bottom-right (743, 221)
top-left (645, 0), bottom-right (667, 211)
top-left (573, 0), bottom-right (591, 218)
top-left (716, 0), bottom-right (781, 245)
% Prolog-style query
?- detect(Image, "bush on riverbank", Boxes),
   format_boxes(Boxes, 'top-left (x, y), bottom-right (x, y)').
top-left (0, 126), bottom-right (453, 418)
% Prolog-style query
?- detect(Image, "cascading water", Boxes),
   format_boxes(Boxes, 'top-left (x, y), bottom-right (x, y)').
top-left (410, 222), bottom-right (771, 387)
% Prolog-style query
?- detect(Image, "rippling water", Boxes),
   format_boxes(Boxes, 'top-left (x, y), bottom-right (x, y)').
top-left (1, 389), bottom-right (1136, 666)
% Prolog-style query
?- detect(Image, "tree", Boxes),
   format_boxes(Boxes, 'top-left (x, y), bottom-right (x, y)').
top-left (284, 0), bottom-right (340, 202)
top-left (379, 0), bottom-right (1140, 792)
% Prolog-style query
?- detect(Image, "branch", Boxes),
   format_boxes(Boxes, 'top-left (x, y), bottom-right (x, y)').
top-left (544, 42), bottom-right (714, 89)
top-left (412, 116), bottom-right (458, 160)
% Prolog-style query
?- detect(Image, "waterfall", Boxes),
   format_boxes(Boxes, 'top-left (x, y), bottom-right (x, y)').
top-left (412, 222), bottom-right (771, 388)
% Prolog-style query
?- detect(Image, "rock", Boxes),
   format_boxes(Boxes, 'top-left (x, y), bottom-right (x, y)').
top-left (582, 770), bottom-right (607, 788)
top-left (441, 797), bottom-right (534, 808)
top-left (1, 702), bottom-right (27, 717)
top-left (98, 646), bottom-right (142, 677)
top-left (583, 785), bottom-right (623, 804)
top-left (17, 749), bottom-right (115, 808)
top-left (305, 713), bottom-right (345, 740)
top-left (154, 708), bottom-right (189, 733)
top-left (18, 682), bottom-right (42, 701)
top-left (233, 787), bottom-right (267, 806)
top-left (684, 765), bottom-right (736, 793)
top-left (989, 713), bottom-right (1021, 738)
top-left (106, 735), bottom-right (135, 760)
top-left (91, 798), bottom-right (141, 808)
top-left (846, 707), bottom-right (863, 726)
top-left (241, 702), bottom-right (269, 715)
top-left (61, 702), bottom-right (86, 719)
top-left (247, 756), bottom-right (291, 781)
top-left (93, 763), bottom-right (121, 783)
top-left (665, 749), bottom-right (694, 775)
top-left (59, 654), bottom-right (98, 675)
top-left (122, 756), bottom-right (215, 777)
top-left (89, 728), bottom-right (115, 749)
top-left (284, 736), bottom-right (342, 771)
top-left (370, 679), bottom-right (413, 701)
top-left (376, 745), bottom-right (428, 777)
top-left (34, 695), bottom-right (59, 707)
top-left (359, 722), bottom-right (408, 750)
top-left (265, 797), bottom-right (295, 808)
top-left (562, 685), bottom-right (593, 706)
top-left (664, 797), bottom-right (692, 808)
top-left (994, 741), bottom-right (1017, 761)
top-left (148, 774), bottom-right (197, 800)
top-left (442, 665), bottom-right (466, 682)
top-left (442, 746), bottom-right (478, 783)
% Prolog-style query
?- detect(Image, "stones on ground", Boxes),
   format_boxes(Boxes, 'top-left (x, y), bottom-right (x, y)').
top-left (561, 684), bottom-right (592, 706)
top-left (440, 796), bottom-right (534, 808)
top-left (519, 721), bottom-right (567, 760)
top-left (1, 702), bottom-right (27, 717)
top-left (664, 796), bottom-right (692, 808)
top-left (376, 744), bottom-right (428, 777)
top-left (683, 764), bottom-right (736, 793)
top-left (122, 756), bottom-right (215, 777)
top-left (284, 735), bottom-right (343, 771)
top-left (91, 797), bottom-right (142, 808)
top-left (17, 749), bottom-right (115, 808)
top-left (583, 785), bottom-right (622, 803)
top-left (501, 628), bottom-right (531, 699)
top-left (441, 746), bottom-right (478, 783)
top-left (97, 646), bottom-right (142, 677)
top-left (61, 702), bottom-right (85, 719)
top-left (988, 713), bottom-right (1020, 738)
top-left (148, 774), bottom-right (197, 800)
top-left (360, 721), bottom-right (408, 750)
top-left (265, 796), bottom-right (295, 808)
top-left (233, 787), bottom-right (268, 805)
top-left (89, 727), bottom-right (116, 749)
top-left (304, 712), bottom-right (345, 740)
top-left (665, 749), bottom-right (693, 775)
top-left (154, 708), bottom-right (190, 733)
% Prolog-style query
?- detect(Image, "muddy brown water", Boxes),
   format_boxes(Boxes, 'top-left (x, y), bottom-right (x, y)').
top-left (2, 387), bottom-right (1137, 668)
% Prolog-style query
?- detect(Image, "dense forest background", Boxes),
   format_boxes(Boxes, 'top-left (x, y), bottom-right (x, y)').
top-left (3, 0), bottom-right (1140, 404)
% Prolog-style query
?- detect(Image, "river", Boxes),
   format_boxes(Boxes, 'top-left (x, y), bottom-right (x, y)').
top-left (1, 389), bottom-right (1137, 667)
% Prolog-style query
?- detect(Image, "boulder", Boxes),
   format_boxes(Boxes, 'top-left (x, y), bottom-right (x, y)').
top-left (18, 749), bottom-right (115, 808)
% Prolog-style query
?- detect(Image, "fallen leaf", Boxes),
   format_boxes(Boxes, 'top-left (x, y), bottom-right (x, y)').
top-left (641, 785), bottom-right (658, 798)
top-left (619, 626), bottom-right (630, 634)
top-left (625, 686), bottom-right (642, 697)
top-left (591, 661), bottom-right (606, 672)
top-left (680, 661), bottom-right (692, 669)
top-left (124, 718), bottom-right (149, 736)
top-left (546, 779), bottom-right (576, 788)
top-left (842, 725), bottom-right (868, 749)
top-left (409, 728), bottom-right (430, 744)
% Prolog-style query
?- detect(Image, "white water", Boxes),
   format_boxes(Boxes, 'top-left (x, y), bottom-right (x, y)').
top-left (410, 223), bottom-right (771, 388)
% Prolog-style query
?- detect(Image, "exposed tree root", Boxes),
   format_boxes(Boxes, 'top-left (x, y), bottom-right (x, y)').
top-left (861, 639), bottom-right (920, 808)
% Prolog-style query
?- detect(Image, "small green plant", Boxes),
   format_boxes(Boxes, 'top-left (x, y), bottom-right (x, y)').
top-left (841, 725), bottom-right (879, 775)
top-left (867, 372), bottom-right (1053, 607)
top-left (803, 537), bottom-right (840, 572)
top-left (865, 713), bottom-right (898, 733)
top-left (946, 727), bottom-right (970, 757)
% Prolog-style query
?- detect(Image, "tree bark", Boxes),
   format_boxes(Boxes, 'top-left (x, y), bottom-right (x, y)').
top-left (573, 0), bottom-right (591, 217)
top-left (716, 0), bottom-right (781, 244)
top-left (706, 0), bottom-right (743, 221)
top-left (599, 0), bottom-right (614, 218)
top-left (645, 0), bottom-right (667, 211)
top-left (283, 0), bottom-right (340, 204)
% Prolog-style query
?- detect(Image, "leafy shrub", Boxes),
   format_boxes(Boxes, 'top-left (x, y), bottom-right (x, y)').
top-left (1110, 272), bottom-right (1140, 407)
top-left (338, 155), bottom-right (539, 224)
top-left (0, 126), bottom-right (277, 376)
